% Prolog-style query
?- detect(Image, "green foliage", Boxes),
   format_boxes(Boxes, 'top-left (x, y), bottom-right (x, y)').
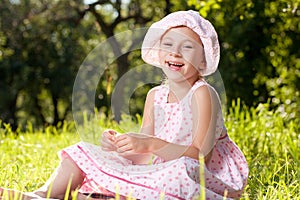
top-left (0, 121), bottom-right (77, 190)
top-left (188, 0), bottom-right (300, 122)
top-left (0, 0), bottom-right (299, 136)
top-left (0, 0), bottom-right (176, 127)
top-left (0, 0), bottom-right (96, 127)
top-left (226, 100), bottom-right (299, 199)
top-left (0, 102), bottom-right (299, 199)
top-left (77, 110), bottom-right (141, 145)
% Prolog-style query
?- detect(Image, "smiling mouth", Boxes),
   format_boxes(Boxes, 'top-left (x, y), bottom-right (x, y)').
top-left (166, 61), bottom-right (184, 71)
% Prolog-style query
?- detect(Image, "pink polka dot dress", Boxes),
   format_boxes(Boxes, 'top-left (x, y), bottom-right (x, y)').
top-left (60, 80), bottom-right (248, 200)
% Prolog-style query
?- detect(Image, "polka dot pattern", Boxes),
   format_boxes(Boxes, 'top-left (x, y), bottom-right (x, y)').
top-left (60, 80), bottom-right (248, 200)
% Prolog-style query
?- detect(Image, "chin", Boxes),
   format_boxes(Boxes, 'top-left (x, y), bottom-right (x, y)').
top-left (162, 68), bottom-right (183, 79)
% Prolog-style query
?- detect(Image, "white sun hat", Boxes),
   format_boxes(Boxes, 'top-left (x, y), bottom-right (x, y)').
top-left (141, 10), bottom-right (220, 76)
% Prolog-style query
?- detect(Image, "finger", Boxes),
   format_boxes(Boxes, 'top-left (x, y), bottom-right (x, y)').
top-left (114, 137), bottom-right (130, 149)
top-left (101, 143), bottom-right (111, 151)
top-left (103, 129), bottom-right (116, 134)
top-left (102, 137), bottom-right (117, 146)
top-left (117, 150), bottom-right (133, 157)
top-left (101, 146), bottom-right (114, 151)
top-left (101, 138), bottom-right (117, 150)
top-left (101, 142), bottom-right (116, 152)
top-left (117, 144), bottom-right (132, 153)
top-left (101, 137), bottom-right (113, 146)
top-left (103, 131), bottom-right (116, 141)
top-left (101, 140), bottom-right (112, 148)
top-left (114, 134), bottom-right (130, 143)
top-left (101, 146), bottom-right (110, 151)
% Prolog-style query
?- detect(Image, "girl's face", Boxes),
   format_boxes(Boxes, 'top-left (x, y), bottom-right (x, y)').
top-left (159, 26), bottom-right (206, 83)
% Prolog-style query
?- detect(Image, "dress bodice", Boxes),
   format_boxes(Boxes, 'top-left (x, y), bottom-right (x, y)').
top-left (152, 80), bottom-right (227, 146)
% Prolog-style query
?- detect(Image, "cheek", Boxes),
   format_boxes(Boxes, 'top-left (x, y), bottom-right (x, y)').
top-left (185, 52), bottom-right (206, 69)
top-left (184, 54), bottom-right (202, 68)
top-left (158, 50), bottom-right (168, 64)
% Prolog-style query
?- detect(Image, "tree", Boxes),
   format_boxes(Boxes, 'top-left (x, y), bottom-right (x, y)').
top-left (74, 0), bottom-right (168, 121)
top-left (188, 0), bottom-right (300, 121)
top-left (0, 0), bottom-right (92, 128)
top-left (70, 0), bottom-right (191, 122)
top-left (0, 0), bottom-right (189, 128)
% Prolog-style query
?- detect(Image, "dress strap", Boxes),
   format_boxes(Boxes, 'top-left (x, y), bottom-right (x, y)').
top-left (153, 85), bottom-right (168, 105)
top-left (185, 79), bottom-right (208, 104)
top-left (190, 79), bottom-right (208, 92)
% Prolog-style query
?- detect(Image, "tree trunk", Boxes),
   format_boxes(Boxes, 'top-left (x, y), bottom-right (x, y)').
top-left (112, 53), bottom-right (130, 122)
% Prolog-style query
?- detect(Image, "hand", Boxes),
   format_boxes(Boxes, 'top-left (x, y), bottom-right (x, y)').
top-left (101, 129), bottom-right (118, 152)
top-left (114, 133), bottom-right (152, 156)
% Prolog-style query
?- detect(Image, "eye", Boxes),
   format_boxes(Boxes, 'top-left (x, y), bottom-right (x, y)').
top-left (162, 42), bottom-right (172, 48)
top-left (183, 45), bottom-right (193, 49)
top-left (182, 42), bottom-right (194, 50)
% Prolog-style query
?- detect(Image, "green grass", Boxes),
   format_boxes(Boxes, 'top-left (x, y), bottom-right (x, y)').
top-left (0, 101), bottom-right (299, 199)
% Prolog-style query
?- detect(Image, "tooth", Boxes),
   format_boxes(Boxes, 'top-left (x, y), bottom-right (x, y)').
top-left (169, 62), bottom-right (182, 66)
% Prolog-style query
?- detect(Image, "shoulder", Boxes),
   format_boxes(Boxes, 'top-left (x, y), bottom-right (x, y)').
top-left (148, 84), bottom-right (167, 92)
top-left (147, 84), bottom-right (167, 98)
top-left (193, 84), bottom-right (217, 98)
top-left (145, 84), bottom-right (165, 103)
top-left (191, 82), bottom-right (220, 109)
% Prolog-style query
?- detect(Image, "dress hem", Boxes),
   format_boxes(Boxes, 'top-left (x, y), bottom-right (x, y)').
top-left (76, 144), bottom-right (186, 200)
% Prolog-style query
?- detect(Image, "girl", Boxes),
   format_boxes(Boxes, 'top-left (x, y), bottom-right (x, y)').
top-left (0, 10), bottom-right (248, 200)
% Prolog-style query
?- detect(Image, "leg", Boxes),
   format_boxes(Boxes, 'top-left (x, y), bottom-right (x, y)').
top-left (34, 157), bottom-right (85, 199)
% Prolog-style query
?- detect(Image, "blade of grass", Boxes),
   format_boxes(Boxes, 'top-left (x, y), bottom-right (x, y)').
top-left (198, 154), bottom-right (205, 200)
top-left (159, 191), bottom-right (165, 200)
top-left (64, 176), bottom-right (73, 200)
top-left (115, 184), bottom-right (120, 200)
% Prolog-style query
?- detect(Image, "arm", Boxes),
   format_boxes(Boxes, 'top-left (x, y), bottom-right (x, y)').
top-left (113, 89), bottom-right (156, 164)
top-left (146, 85), bottom-right (217, 161)
top-left (139, 88), bottom-right (155, 136)
top-left (190, 85), bottom-right (218, 161)
top-left (115, 86), bottom-right (218, 162)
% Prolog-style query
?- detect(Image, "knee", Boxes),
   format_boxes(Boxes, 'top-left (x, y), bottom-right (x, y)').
top-left (61, 157), bottom-right (85, 180)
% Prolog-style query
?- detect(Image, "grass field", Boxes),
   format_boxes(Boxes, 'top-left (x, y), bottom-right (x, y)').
top-left (0, 101), bottom-right (299, 199)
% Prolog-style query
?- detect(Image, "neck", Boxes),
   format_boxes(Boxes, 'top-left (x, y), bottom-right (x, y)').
top-left (168, 77), bottom-right (200, 101)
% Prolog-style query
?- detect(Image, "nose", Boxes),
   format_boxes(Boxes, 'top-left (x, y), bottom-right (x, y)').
top-left (169, 45), bottom-right (181, 57)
